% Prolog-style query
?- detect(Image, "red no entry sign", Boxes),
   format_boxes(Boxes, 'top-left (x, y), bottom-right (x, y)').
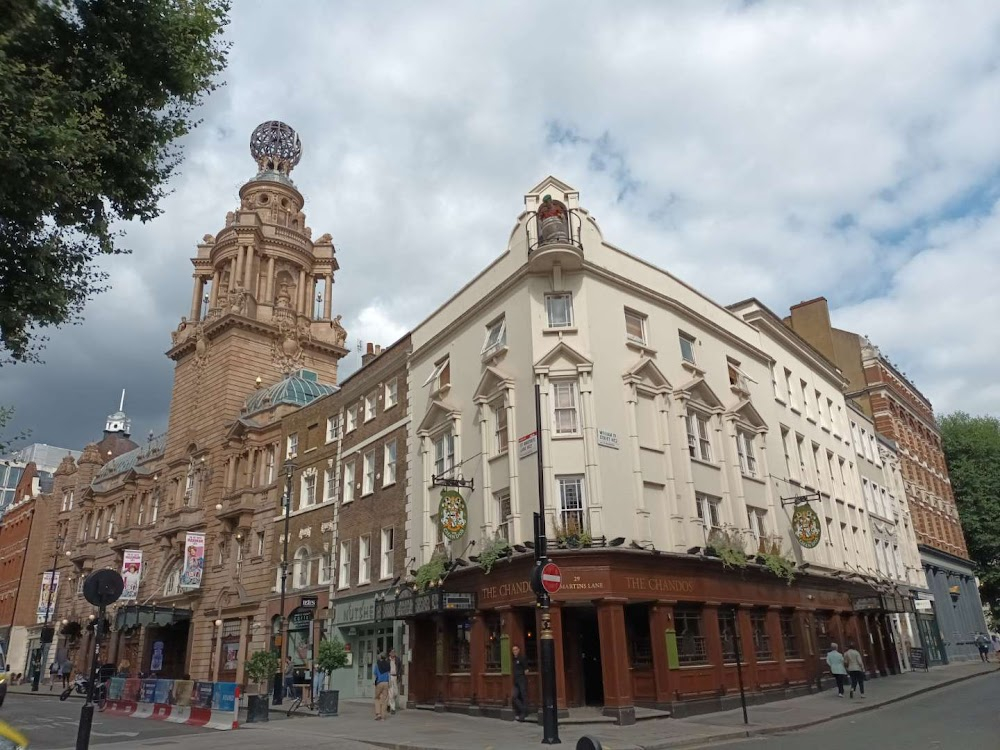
top-left (541, 562), bottom-right (562, 594)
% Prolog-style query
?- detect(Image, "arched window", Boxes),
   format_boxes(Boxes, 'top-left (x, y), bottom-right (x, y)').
top-left (293, 547), bottom-right (311, 589)
top-left (163, 564), bottom-right (182, 597)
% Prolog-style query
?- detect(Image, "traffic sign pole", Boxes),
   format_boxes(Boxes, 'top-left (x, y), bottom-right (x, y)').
top-left (533, 384), bottom-right (560, 745)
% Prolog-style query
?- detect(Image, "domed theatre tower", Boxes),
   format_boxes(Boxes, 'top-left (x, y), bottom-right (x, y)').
top-left (164, 120), bottom-right (348, 466)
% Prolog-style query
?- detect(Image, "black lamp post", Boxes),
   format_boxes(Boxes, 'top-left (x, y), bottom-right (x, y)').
top-left (33, 534), bottom-right (66, 692)
top-left (274, 458), bottom-right (296, 705)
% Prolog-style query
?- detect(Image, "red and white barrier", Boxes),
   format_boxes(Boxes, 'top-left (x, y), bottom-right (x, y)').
top-left (103, 687), bottom-right (240, 730)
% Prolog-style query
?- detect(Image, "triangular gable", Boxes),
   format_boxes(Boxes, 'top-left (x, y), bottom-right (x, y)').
top-left (534, 341), bottom-right (593, 374)
top-left (676, 376), bottom-right (725, 410)
top-left (623, 357), bottom-right (672, 392)
top-left (473, 366), bottom-right (514, 402)
top-left (728, 398), bottom-right (768, 431)
top-left (417, 398), bottom-right (461, 435)
top-left (526, 175), bottom-right (578, 198)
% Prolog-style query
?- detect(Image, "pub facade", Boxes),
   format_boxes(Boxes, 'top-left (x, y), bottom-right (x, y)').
top-left (396, 177), bottom-right (925, 722)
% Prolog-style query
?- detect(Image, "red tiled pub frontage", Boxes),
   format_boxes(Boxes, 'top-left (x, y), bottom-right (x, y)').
top-left (380, 549), bottom-right (906, 724)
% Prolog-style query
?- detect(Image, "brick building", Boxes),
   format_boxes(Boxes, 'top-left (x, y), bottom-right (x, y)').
top-left (34, 121), bottom-right (350, 682)
top-left (269, 335), bottom-right (411, 701)
top-left (786, 297), bottom-right (988, 664)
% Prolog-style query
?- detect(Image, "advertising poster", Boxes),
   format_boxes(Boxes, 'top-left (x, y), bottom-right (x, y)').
top-left (172, 680), bottom-right (194, 707)
top-left (141, 679), bottom-right (158, 704)
top-left (222, 642), bottom-right (239, 672)
top-left (154, 680), bottom-right (173, 704)
top-left (193, 681), bottom-right (215, 709)
top-left (180, 532), bottom-right (205, 589)
top-left (212, 683), bottom-right (238, 712)
top-left (150, 641), bottom-right (164, 672)
top-left (120, 550), bottom-right (143, 601)
top-left (36, 572), bottom-right (59, 624)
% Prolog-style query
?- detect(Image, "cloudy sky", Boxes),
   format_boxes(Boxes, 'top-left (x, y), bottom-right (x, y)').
top-left (3, 0), bottom-right (1000, 451)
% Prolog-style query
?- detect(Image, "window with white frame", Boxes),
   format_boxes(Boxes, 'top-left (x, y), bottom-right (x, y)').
top-left (545, 293), bottom-right (573, 328)
top-left (728, 358), bottom-right (750, 392)
top-left (482, 316), bottom-right (507, 355)
top-left (184, 467), bottom-right (196, 506)
top-left (850, 421), bottom-right (861, 452)
top-left (747, 507), bottom-right (768, 542)
top-left (696, 493), bottom-right (722, 531)
top-left (362, 449), bottom-right (376, 495)
top-left (553, 381), bottom-right (580, 436)
top-left (736, 430), bottom-right (758, 477)
top-left (800, 381), bottom-right (812, 419)
top-left (318, 547), bottom-right (332, 584)
top-left (383, 440), bottom-right (397, 486)
top-left (325, 467), bottom-right (337, 502)
top-left (286, 433), bottom-right (298, 458)
top-left (293, 547), bottom-right (311, 589)
top-left (493, 401), bottom-right (509, 454)
top-left (256, 531), bottom-right (266, 557)
top-left (781, 426), bottom-right (793, 479)
top-left (433, 432), bottom-right (455, 476)
top-left (679, 332), bottom-right (697, 364)
top-left (343, 460), bottom-right (355, 503)
top-left (771, 365), bottom-right (781, 399)
top-left (557, 476), bottom-right (585, 530)
top-left (825, 398), bottom-right (835, 430)
top-left (784, 368), bottom-right (795, 408)
top-left (795, 435), bottom-right (807, 480)
top-left (346, 404), bottom-right (358, 433)
top-left (365, 393), bottom-right (377, 422)
top-left (326, 415), bottom-right (340, 442)
top-left (625, 309), bottom-right (647, 345)
top-left (380, 527), bottom-right (394, 579)
top-left (164, 564), bottom-right (182, 597)
top-left (301, 472), bottom-right (317, 509)
top-left (338, 541), bottom-right (351, 588)
top-left (265, 446), bottom-right (276, 484)
top-left (495, 489), bottom-right (512, 541)
top-left (385, 378), bottom-right (398, 409)
top-left (423, 357), bottom-right (451, 391)
top-left (685, 412), bottom-right (712, 462)
top-left (137, 496), bottom-right (145, 526)
top-left (62, 490), bottom-right (72, 512)
top-left (150, 493), bottom-right (159, 523)
top-left (358, 535), bottom-right (371, 584)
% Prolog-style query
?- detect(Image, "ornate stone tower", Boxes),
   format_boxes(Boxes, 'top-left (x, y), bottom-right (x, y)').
top-left (164, 120), bottom-right (348, 464)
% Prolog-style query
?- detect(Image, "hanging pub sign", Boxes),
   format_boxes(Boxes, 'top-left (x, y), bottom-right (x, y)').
top-left (438, 489), bottom-right (468, 541)
top-left (791, 503), bottom-right (822, 549)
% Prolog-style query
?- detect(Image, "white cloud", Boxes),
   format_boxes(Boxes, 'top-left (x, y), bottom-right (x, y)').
top-left (4, 0), bottom-right (1000, 449)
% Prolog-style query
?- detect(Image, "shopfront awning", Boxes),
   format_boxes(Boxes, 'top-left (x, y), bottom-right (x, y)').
top-left (374, 589), bottom-right (477, 621)
top-left (115, 604), bottom-right (193, 630)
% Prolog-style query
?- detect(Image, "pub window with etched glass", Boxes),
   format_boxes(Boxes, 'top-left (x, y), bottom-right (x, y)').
top-left (752, 609), bottom-right (772, 660)
top-left (484, 615), bottom-right (503, 672)
top-left (626, 604), bottom-right (653, 669)
top-left (449, 618), bottom-right (472, 672)
top-left (780, 611), bottom-right (801, 658)
top-left (814, 613), bottom-right (832, 652)
top-left (675, 606), bottom-right (708, 665)
top-left (718, 608), bottom-right (738, 662)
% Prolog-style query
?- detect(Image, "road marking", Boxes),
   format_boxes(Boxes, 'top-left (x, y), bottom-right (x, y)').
top-left (91, 730), bottom-right (140, 738)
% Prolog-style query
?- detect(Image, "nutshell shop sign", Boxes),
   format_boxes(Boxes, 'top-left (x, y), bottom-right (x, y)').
top-left (331, 597), bottom-right (376, 626)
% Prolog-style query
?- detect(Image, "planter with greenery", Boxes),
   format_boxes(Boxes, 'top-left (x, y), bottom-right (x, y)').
top-left (244, 650), bottom-right (280, 722)
top-left (315, 638), bottom-right (350, 716)
top-left (553, 516), bottom-right (593, 548)
top-left (478, 536), bottom-right (512, 574)
top-left (414, 551), bottom-right (449, 591)
top-left (706, 527), bottom-right (748, 569)
top-left (755, 534), bottom-right (795, 584)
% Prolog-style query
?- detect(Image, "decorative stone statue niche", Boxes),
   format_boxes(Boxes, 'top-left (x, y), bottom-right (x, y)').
top-left (537, 194), bottom-right (569, 245)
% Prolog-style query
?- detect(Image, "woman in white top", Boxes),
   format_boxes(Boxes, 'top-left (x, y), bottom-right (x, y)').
top-left (826, 643), bottom-right (847, 697)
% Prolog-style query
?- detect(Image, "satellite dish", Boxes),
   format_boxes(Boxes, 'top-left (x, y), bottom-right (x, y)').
top-left (82, 569), bottom-right (125, 608)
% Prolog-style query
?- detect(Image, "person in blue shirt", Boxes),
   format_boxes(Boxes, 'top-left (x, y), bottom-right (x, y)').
top-left (372, 653), bottom-right (391, 720)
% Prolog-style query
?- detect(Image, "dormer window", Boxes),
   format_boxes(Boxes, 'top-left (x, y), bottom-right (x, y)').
top-left (424, 357), bottom-right (451, 392)
top-left (482, 317), bottom-right (507, 357)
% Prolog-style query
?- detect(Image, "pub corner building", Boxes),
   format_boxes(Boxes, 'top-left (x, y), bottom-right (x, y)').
top-left (382, 177), bottom-right (932, 724)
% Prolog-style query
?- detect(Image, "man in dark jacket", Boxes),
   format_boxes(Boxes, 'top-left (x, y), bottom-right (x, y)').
top-left (511, 645), bottom-right (528, 722)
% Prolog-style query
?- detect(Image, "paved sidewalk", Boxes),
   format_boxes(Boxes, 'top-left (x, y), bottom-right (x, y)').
top-left (29, 660), bottom-right (999, 750)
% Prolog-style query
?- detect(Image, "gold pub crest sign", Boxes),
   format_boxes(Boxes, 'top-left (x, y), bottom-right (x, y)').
top-left (791, 503), bottom-right (822, 549)
top-left (438, 490), bottom-right (468, 541)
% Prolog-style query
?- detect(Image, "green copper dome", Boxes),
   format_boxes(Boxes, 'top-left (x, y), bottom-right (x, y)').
top-left (243, 369), bottom-right (337, 416)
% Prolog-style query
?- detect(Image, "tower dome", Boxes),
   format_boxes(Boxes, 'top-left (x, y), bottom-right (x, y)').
top-left (250, 120), bottom-right (302, 181)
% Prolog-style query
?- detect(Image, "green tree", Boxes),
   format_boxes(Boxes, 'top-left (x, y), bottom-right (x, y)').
top-left (0, 0), bottom-right (230, 363)
top-left (0, 405), bottom-right (29, 455)
top-left (940, 411), bottom-right (1000, 620)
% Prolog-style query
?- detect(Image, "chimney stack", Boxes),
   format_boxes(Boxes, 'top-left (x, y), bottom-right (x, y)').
top-left (361, 342), bottom-right (382, 367)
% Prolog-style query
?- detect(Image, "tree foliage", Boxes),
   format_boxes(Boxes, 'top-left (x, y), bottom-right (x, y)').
top-left (0, 405), bottom-right (29, 455)
top-left (940, 411), bottom-right (1000, 620)
top-left (0, 0), bottom-right (230, 363)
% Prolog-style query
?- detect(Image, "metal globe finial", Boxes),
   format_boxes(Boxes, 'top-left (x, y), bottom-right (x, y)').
top-left (249, 121), bottom-right (302, 176)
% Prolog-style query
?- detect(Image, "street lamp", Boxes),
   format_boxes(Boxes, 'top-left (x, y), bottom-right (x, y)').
top-left (274, 458), bottom-right (296, 705)
top-left (33, 534), bottom-right (66, 692)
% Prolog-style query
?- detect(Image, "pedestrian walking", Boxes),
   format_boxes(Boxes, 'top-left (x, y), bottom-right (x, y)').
top-left (387, 648), bottom-right (404, 715)
top-left (844, 641), bottom-right (866, 698)
top-left (311, 662), bottom-right (325, 709)
top-left (372, 652), bottom-right (391, 720)
top-left (48, 661), bottom-right (59, 691)
top-left (60, 658), bottom-right (71, 690)
top-left (826, 643), bottom-right (847, 697)
top-left (974, 632), bottom-right (990, 662)
top-left (511, 644), bottom-right (528, 721)
top-left (283, 657), bottom-right (295, 699)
